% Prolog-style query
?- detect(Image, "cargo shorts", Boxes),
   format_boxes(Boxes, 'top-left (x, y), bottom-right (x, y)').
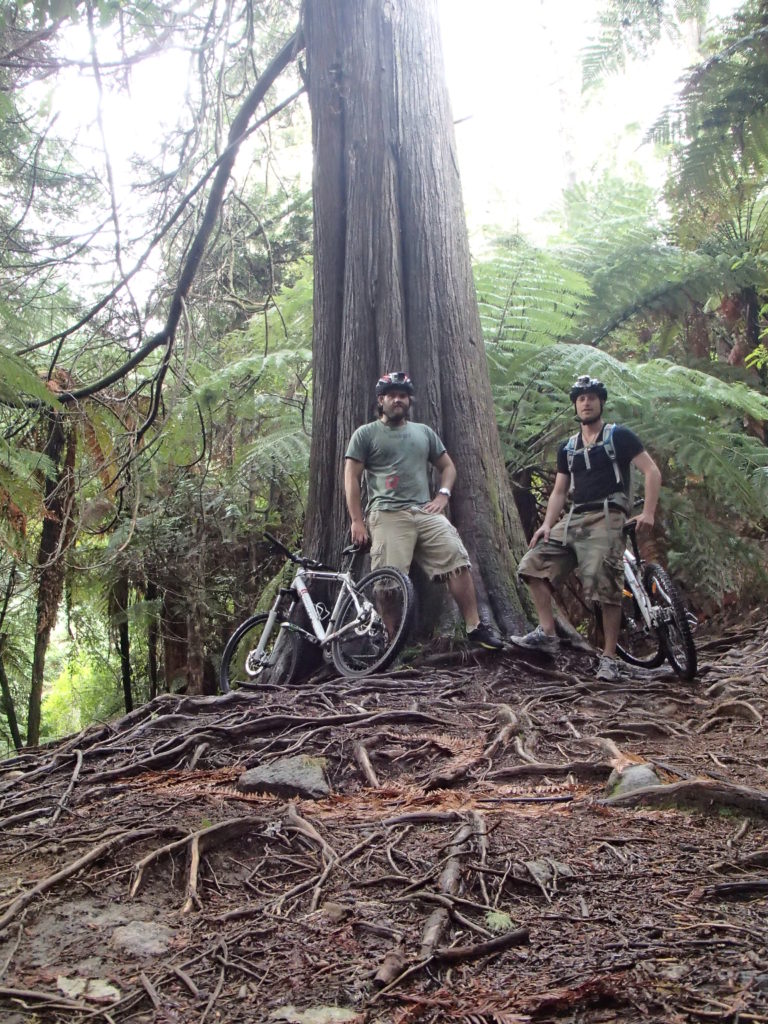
top-left (517, 508), bottom-right (626, 606)
top-left (367, 506), bottom-right (471, 580)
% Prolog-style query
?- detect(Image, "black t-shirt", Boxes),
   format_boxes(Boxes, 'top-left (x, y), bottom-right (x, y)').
top-left (556, 424), bottom-right (644, 504)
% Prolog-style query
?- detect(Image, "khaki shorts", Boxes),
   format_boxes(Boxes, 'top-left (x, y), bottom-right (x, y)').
top-left (367, 506), bottom-right (471, 580)
top-left (517, 509), bottom-right (626, 605)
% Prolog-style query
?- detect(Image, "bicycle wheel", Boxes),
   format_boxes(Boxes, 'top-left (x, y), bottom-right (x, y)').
top-left (613, 588), bottom-right (666, 668)
top-left (220, 613), bottom-right (300, 693)
top-left (331, 568), bottom-right (415, 678)
top-left (644, 563), bottom-right (697, 680)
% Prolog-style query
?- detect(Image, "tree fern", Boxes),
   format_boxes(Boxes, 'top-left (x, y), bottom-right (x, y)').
top-left (475, 237), bottom-right (592, 348)
top-left (0, 344), bottom-right (60, 409)
top-left (582, 0), bottom-right (709, 91)
top-left (647, 7), bottom-right (768, 196)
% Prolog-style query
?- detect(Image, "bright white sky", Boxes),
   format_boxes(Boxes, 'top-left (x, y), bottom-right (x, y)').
top-left (50, 0), bottom-right (740, 256)
top-left (437, 0), bottom-right (738, 241)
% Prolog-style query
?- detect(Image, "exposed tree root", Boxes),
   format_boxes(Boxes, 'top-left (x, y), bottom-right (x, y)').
top-left (0, 827), bottom-right (164, 934)
top-left (601, 778), bottom-right (768, 817)
top-left (129, 817), bottom-right (264, 912)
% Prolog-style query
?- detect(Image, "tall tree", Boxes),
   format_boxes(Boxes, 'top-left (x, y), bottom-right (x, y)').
top-left (27, 412), bottom-right (76, 747)
top-left (302, 0), bottom-right (527, 633)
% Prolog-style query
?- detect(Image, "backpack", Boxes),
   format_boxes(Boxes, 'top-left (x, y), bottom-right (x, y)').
top-left (564, 422), bottom-right (631, 512)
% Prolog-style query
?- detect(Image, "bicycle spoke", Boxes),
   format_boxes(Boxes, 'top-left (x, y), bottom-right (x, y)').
top-left (331, 568), bottom-right (415, 678)
top-left (645, 564), bottom-right (697, 680)
top-left (220, 614), bottom-right (300, 692)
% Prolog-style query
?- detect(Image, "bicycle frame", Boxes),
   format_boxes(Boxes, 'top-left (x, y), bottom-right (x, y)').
top-left (246, 564), bottom-right (379, 671)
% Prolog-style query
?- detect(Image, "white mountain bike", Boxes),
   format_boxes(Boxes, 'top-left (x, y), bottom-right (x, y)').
top-left (219, 532), bottom-right (415, 691)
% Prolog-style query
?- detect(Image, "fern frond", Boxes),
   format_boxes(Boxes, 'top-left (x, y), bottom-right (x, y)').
top-left (582, 0), bottom-right (706, 91)
top-left (475, 238), bottom-right (592, 348)
top-left (0, 343), bottom-right (60, 408)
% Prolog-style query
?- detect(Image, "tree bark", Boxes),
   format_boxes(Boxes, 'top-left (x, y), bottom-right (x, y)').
top-left (112, 572), bottom-right (133, 713)
top-left (0, 639), bottom-right (22, 751)
top-left (27, 412), bottom-right (76, 747)
top-left (146, 579), bottom-right (159, 700)
top-left (303, 0), bottom-right (527, 632)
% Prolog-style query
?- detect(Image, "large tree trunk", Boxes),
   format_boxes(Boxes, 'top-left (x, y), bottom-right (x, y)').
top-left (146, 579), bottom-right (159, 700)
top-left (303, 0), bottom-right (527, 632)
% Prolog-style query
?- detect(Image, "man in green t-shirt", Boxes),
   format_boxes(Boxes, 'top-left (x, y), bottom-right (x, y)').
top-left (344, 372), bottom-right (502, 650)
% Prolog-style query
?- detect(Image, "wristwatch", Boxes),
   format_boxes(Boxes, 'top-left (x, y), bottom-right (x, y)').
top-left (438, 487), bottom-right (451, 497)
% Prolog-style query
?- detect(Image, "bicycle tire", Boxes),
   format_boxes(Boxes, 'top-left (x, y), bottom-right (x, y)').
top-left (219, 613), bottom-right (301, 693)
top-left (613, 589), bottom-right (666, 669)
top-left (330, 567), bottom-right (415, 678)
top-left (644, 563), bottom-right (697, 680)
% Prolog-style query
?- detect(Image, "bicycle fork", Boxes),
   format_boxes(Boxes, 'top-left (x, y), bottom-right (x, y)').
top-left (623, 552), bottom-right (670, 630)
top-left (623, 554), bottom-right (654, 630)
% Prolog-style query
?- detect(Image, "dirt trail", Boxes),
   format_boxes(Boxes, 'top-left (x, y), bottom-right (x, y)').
top-left (2, 622), bottom-right (768, 1023)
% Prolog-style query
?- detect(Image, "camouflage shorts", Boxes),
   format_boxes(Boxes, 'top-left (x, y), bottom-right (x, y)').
top-left (517, 508), bottom-right (626, 606)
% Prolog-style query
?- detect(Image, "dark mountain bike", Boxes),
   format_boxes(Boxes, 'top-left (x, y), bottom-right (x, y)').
top-left (612, 520), bottom-right (697, 679)
top-left (219, 532), bottom-right (415, 692)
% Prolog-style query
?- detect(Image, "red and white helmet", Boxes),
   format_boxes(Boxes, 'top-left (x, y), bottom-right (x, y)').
top-left (375, 371), bottom-right (414, 397)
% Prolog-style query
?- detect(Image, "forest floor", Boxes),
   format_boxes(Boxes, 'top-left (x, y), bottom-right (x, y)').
top-left (2, 615), bottom-right (768, 1024)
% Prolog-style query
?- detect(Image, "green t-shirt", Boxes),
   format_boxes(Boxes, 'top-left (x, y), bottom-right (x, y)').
top-left (345, 420), bottom-right (446, 511)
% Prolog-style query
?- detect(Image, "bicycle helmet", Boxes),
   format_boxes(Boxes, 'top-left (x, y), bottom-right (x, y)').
top-left (569, 374), bottom-right (607, 404)
top-left (375, 371), bottom-right (414, 397)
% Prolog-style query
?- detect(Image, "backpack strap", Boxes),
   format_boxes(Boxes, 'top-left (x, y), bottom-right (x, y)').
top-left (565, 431), bottom-right (580, 499)
top-left (602, 423), bottom-right (622, 485)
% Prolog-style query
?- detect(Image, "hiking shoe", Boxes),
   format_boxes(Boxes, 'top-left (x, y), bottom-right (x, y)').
top-left (595, 655), bottom-right (621, 681)
top-left (467, 620), bottom-right (504, 650)
top-left (510, 626), bottom-right (559, 656)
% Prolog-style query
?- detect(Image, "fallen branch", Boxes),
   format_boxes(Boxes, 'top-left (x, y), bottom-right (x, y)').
top-left (371, 927), bottom-right (530, 1000)
top-left (419, 819), bottom-right (473, 959)
top-left (692, 878), bottom-right (768, 901)
top-left (285, 802), bottom-right (338, 912)
top-left (488, 760), bottom-right (610, 782)
top-left (0, 983), bottom-right (89, 1010)
top-left (354, 740), bottom-right (380, 788)
top-left (483, 705), bottom-right (519, 759)
top-left (50, 748), bottom-right (83, 825)
top-left (433, 926), bottom-right (530, 963)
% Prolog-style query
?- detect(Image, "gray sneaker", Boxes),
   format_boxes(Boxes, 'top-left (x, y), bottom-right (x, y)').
top-left (595, 655), bottom-right (621, 681)
top-left (510, 626), bottom-right (560, 656)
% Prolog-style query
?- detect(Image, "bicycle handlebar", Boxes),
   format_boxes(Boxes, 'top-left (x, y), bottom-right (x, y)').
top-left (263, 531), bottom-right (358, 571)
top-left (263, 530), bottom-right (323, 568)
top-left (263, 530), bottom-right (297, 560)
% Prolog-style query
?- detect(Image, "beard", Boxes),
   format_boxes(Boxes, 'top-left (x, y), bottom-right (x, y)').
top-left (579, 411), bottom-right (602, 425)
top-left (379, 402), bottom-right (408, 422)
top-left (577, 402), bottom-right (603, 426)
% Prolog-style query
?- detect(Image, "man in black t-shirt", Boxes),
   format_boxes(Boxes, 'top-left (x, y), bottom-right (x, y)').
top-left (512, 375), bottom-right (662, 680)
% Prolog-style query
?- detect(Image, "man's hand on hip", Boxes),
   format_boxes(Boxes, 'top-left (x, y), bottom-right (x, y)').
top-left (529, 524), bottom-right (551, 548)
top-left (422, 493), bottom-right (450, 515)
